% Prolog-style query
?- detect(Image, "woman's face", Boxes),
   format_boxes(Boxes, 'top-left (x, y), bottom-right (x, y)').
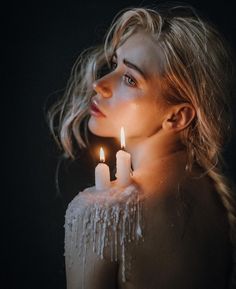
top-left (88, 30), bottom-right (167, 141)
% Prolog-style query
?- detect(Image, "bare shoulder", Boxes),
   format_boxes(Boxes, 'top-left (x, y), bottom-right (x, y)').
top-left (65, 184), bottom-right (142, 254)
top-left (65, 185), bottom-right (126, 289)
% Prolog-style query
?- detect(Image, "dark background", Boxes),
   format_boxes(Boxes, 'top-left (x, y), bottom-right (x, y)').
top-left (3, 1), bottom-right (236, 288)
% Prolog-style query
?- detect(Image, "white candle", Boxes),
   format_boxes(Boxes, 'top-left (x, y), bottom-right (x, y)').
top-left (116, 127), bottom-right (132, 187)
top-left (95, 147), bottom-right (111, 190)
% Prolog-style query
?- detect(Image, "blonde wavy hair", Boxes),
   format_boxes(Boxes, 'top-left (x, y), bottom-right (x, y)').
top-left (47, 4), bottom-right (236, 285)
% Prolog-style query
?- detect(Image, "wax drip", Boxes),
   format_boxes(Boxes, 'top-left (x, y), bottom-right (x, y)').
top-left (64, 184), bottom-right (144, 288)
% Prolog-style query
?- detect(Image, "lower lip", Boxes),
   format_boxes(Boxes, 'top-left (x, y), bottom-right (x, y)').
top-left (90, 107), bottom-right (106, 118)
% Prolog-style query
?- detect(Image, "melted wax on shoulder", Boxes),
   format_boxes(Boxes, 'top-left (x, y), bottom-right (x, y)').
top-left (64, 182), bottom-right (144, 288)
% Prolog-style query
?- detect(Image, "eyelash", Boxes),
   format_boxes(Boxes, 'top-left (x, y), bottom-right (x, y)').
top-left (109, 60), bottom-right (137, 87)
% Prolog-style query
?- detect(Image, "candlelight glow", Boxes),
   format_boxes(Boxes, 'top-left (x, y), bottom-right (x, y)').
top-left (120, 127), bottom-right (126, 149)
top-left (100, 147), bottom-right (105, 162)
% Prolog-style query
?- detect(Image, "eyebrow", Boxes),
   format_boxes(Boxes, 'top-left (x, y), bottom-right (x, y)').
top-left (112, 52), bottom-right (148, 81)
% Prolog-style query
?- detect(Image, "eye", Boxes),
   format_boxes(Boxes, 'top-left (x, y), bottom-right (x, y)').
top-left (123, 74), bottom-right (137, 87)
top-left (109, 58), bottom-right (137, 87)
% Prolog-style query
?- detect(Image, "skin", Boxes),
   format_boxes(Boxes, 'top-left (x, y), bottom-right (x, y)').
top-left (68, 31), bottom-right (232, 289)
top-left (88, 30), bottom-right (195, 176)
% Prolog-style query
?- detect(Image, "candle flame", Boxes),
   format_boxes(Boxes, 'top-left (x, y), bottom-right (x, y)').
top-left (99, 147), bottom-right (105, 162)
top-left (120, 126), bottom-right (126, 149)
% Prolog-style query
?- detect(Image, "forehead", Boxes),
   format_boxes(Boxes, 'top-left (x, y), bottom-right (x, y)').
top-left (116, 31), bottom-right (163, 76)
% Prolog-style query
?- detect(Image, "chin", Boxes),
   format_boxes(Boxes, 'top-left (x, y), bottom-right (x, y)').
top-left (88, 116), bottom-right (113, 137)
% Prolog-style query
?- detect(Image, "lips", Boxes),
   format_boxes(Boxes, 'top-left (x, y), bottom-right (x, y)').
top-left (90, 100), bottom-right (106, 117)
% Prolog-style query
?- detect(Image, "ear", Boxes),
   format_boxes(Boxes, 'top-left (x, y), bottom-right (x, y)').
top-left (162, 103), bottom-right (196, 132)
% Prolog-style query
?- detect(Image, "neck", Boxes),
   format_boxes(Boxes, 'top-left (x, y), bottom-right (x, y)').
top-left (126, 131), bottom-right (186, 172)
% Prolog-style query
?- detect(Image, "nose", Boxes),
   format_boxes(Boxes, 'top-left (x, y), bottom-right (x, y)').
top-left (92, 77), bottom-right (112, 98)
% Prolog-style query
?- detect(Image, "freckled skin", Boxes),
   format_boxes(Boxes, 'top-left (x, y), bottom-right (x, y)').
top-left (88, 31), bottom-right (166, 139)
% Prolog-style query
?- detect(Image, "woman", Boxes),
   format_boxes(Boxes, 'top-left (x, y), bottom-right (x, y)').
top-left (48, 4), bottom-right (236, 289)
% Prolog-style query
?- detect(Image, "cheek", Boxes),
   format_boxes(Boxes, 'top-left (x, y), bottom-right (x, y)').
top-left (111, 101), bottom-right (141, 121)
top-left (113, 100), bottom-right (159, 137)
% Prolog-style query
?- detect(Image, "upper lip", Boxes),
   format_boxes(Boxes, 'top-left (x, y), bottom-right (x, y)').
top-left (90, 99), bottom-right (106, 117)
